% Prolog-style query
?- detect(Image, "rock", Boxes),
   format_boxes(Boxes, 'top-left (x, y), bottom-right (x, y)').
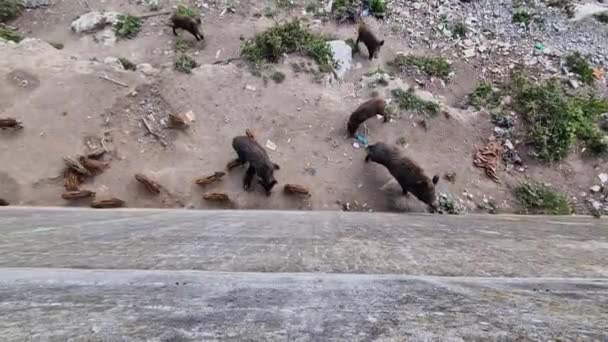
top-left (245, 85), bottom-right (256, 91)
top-left (599, 113), bottom-right (608, 131)
top-left (590, 185), bottom-right (602, 193)
top-left (598, 173), bottom-right (608, 185)
top-left (504, 139), bottom-right (514, 150)
top-left (361, 73), bottom-right (390, 88)
top-left (71, 11), bottom-right (121, 34)
top-left (571, 3), bottom-right (608, 22)
top-left (328, 40), bottom-right (352, 80)
top-left (463, 48), bottom-right (476, 58)
top-left (103, 57), bottom-right (125, 71)
top-left (22, 0), bottom-right (50, 8)
top-left (136, 63), bottom-right (159, 76)
top-left (568, 79), bottom-right (579, 89)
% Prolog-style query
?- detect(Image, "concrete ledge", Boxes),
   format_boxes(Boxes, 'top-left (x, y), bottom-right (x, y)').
top-left (0, 207), bottom-right (607, 277)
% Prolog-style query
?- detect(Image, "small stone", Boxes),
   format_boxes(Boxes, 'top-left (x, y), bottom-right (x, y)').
top-left (504, 139), bottom-right (514, 150)
top-left (598, 173), bottom-right (608, 184)
top-left (245, 85), bottom-right (256, 91)
top-left (590, 185), bottom-right (602, 193)
top-left (568, 79), bottom-right (579, 89)
top-left (136, 63), bottom-right (159, 76)
top-left (463, 48), bottom-right (476, 58)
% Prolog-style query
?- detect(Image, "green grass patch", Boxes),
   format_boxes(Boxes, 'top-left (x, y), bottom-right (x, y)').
top-left (118, 57), bottom-right (136, 71)
top-left (113, 14), bottom-right (142, 39)
top-left (270, 71), bottom-right (286, 83)
top-left (512, 9), bottom-right (532, 26)
top-left (513, 182), bottom-right (572, 215)
top-left (240, 20), bottom-right (335, 73)
top-left (174, 54), bottom-right (197, 73)
top-left (0, 24), bottom-right (21, 42)
top-left (389, 54), bottom-right (451, 79)
top-left (391, 88), bottom-right (440, 117)
top-left (369, 0), bottom-right (385, 15)
top-left (511, 74), bottom-right (608, 161)
top-left (176, 4), bottom-right (198, 18)
top-left (565, 52), bottom-right (595, 85)
top-left (274, 0), bottom-right (294, 9)
top-left (469, 83), bottom-right (501, 109)
top-left (174, 39), bottom-right (193, 53)
top-left (0, 0), bottom-right (21, 23)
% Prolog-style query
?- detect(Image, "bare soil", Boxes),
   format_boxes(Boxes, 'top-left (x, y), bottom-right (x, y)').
top-left (0, 0), bottom-right (605, 214)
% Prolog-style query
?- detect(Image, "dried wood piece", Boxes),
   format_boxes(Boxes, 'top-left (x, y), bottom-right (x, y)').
top-left (195, 171), bottom-right (226, 187)
top-left (0, 118), bottom-right (23, 129)
top-left (64, 156), bottom-right (91, 175)
top-left (203, 192), bottom-right (231, 203)
top-left (63, 169), bottom-right (82, 191)
top-left (91, 198), bottom-right (125, 209)
top-left (79, 156), bottom-right (109, 174)
top-left (135, 173), bottom-right (161, 195)
top-left (284, 184), bottom-right (311, 197)
top-left (61, 190), bottom-right (95, 200)
top-left (246, 128), bottom-right (255, 140)
top-left (99, 74), bottom-right (128, 87)
top-left (0, 198), bottom-right (9, 206)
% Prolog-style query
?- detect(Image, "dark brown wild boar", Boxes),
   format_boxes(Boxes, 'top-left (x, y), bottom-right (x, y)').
top-left (347, 98), bottom-right (387, 136)
top-left (171, 13), bottom-right (204, 41)
top-left (228, 136), bottom-right (280, 196)
top-left (365, 142), bottom-right (439, 211)
top-left (356, 23), bottom-right (384, 60)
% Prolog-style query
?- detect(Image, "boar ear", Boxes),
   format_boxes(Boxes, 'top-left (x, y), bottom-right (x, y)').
top-left (273, 163), bottom-right (280, 170)
top-left (432, 175), bottom-right (439, 185)
top-left (380, 40), bottom-right (384, 46)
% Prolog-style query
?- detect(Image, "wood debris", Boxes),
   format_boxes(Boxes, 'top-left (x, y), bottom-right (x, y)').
top-left (195, 171), bottom-right (226, 187)
top-left (203, 192), bottom-right (231, 203)
top-left (63, 156), bottom-right (91, 176)
top-left (79, 156), bottom-right (109, 174)
top-left (63, 169), bottom-right (83, 191)
top-left (246, 128), bottom-right (255, 140)
top-left (0, 118), bottom-right (24, 129)
top-left (135, 173), bottom-right (162, 195)
top-left (473, 138), bottom-right (502, 183)
top-left (91, 198), bottom-right (125, 209)
top-left (61, 190), bottom-right (95, 200)
top-left (0, 198), bottom-right (9, 206)
top-left (284, 184), bottom-right (311, 197)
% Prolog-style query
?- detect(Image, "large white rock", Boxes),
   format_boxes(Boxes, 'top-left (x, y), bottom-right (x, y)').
top-left (571, 3), bottom-right (608, 22)
top-left (328, 40), bottom-right (352, 80)
top-left (71, 11), bottom-right (121, 34)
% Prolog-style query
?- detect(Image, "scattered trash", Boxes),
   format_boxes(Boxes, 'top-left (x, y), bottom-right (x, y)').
top-left (265, 139), bottom-right (277, 151)
top-left (135, 173), bottom-right (162, 195)
top-left (195, 172), bottom-right (226, 187)
top-left (284, 184), bottom-right (312, 197)
top-left (473, 138), bottom-right (502, 183)
top-left (534, 42), bottom-right (544, 51)
top-left (91, 197), bottom-right (125, 208)
top-left (354, 133), bottom-right (368, 147)
top-left (61, 190), bottom-right (95, 201)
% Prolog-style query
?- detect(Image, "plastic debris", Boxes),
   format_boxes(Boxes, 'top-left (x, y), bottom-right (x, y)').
top-left (265, 139), bottom-right (277, 151)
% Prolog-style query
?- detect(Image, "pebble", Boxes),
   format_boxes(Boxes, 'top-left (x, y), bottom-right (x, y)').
top-left (590, 185), bottom-right (602, 193)
top-left (598, 173), bottom-right (608, 184)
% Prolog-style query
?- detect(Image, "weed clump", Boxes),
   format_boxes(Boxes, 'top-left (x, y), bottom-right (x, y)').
top-left (369, 0), bottom-right (385, 16)
top-left (469, 83), bottom-right (501, 109)
top-left (174, 39), bottom-right (193, 53)
top-left (391, 88), bottom-right (440, 117)
top-left (118, 57), bottom-right (136, 71)
top-left (389, 54), bottom-right (451, 79)
top-left (176, 4), bottom-right (198, 18)
top-left (0, 24), bottom-right (21, 42)
top-left (513, 182), bottom-right (572, 215)
top-left (0, 0), bottom-right (21, 23)
top-left (511, 74), bottom-right (608, 160)
top-left (451, 22), bottom-right (467, 38)
top-left (113, 14), bottom-right (142, 39)
top-left (240, 20), bottom-right (335, 73)
top-left (512, 9), bottom-right (532, 26)
top-left (565, 52), bottom-right (594, 85)
top-left (595, 12), bottom-right (608, 24)
top-left (270, 71), bottom-right (286, 83)
top-left (174, 54), bottom-right (197, 73)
